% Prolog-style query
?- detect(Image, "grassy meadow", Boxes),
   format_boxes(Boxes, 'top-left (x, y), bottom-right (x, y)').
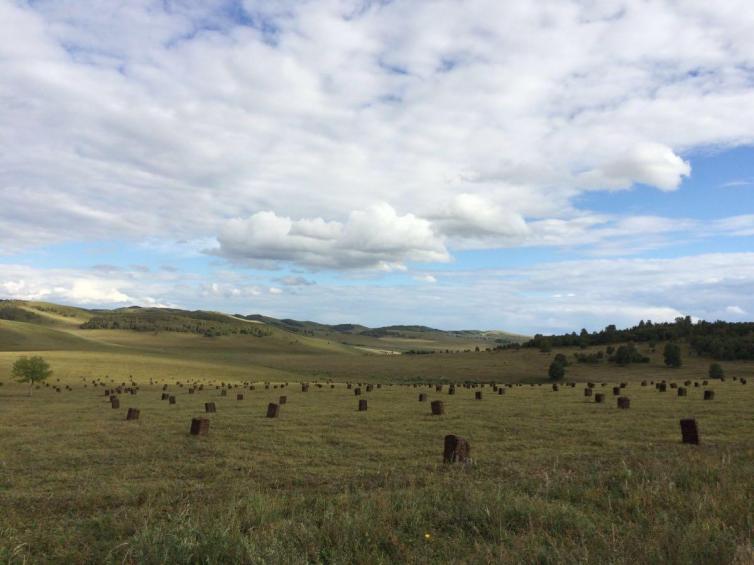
top-left (0, 302), bottom-right (753, 563)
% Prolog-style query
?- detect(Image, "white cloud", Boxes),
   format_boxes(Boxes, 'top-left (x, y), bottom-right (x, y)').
top-left (1, 0), bottom-right (754, 264)
top-left (2, 252), bottom-right (753, 333)
top-left (215, 203), bottom-right (449, 269)
top-left (413, 274), bottom-right (437, 284)
top-left (579, 143), bottom-right (691, 191)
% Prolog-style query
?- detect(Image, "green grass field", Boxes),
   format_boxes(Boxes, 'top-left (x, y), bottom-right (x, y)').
top-left (1, 304), bottom-right (753, 563)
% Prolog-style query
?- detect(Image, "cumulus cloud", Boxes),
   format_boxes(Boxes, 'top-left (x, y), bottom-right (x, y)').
top-left (579, 143), bottom-right (691, 191)
top-left (215, 203), bottom-right (449, 269)
top-left (0, 265), bottom-right (133, 304)
top-left (430, 194), bottom-right (529, 240)
top-left (1, 0), bottom-right (754, 265)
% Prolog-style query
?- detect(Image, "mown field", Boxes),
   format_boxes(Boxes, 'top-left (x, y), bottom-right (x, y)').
top-left (1, 304), bottom-right (753, 563)
top-left (1, 373), bottom-right (753, 564)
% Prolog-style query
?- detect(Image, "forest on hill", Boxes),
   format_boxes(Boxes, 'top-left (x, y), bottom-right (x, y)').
top-left (526, 316), bottom-right (754, 361)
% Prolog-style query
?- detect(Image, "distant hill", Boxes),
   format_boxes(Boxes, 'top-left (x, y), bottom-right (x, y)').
top-left (233, 313), bottom-right (528, 347)
top-left (0, 299), bottom-right (528, 354)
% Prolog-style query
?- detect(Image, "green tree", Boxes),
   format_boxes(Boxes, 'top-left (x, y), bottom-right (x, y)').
top-left (708, 362), bottom-right (724, 379)
top-left (663, 343), bottom-right (682, 368)
top-left (548, 360), bottom-right (565, 380)
top-left (12, 356), bottom-right (52, 396)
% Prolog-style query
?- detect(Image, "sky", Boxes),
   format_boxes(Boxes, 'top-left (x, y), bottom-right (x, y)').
top-left (1, 0), bottom-right (754, 334)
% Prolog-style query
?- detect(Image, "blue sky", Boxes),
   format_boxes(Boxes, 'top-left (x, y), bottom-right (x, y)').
top-left (2, 0), bottom-right (754, 334)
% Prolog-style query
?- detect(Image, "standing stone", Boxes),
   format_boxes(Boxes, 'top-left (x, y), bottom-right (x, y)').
top-left (161, 393), bottom-right (169, 400)
top-left (704, 390), bottom-right (715, 400)
top-left (552, 384), bottom-right (559, 392)
top-left (497, 388), bottom-right (505, 395)
top-left (595, 393), bottom-right (605, 403)
top-left (584, 388), bottom-right (593, 397)
top-left (190, 418), bottom-right (209, 436)
top-left (111, 398), bottom-right (120, 409)
top-left (354, 388), bottom-right (362, 396)
top-left (301, 383), bottom-right (309, 392)
top-left (448, 386), bottom-right (456, 395)
top-left (677, 387), bottom-right (687, 397)
top-left (358, 399), bottom-right (368, 411)
top-left (266, 403), bottom-right (280, 418)
top-left (443, 435), bottom-right (470, 463)
top-left (617, 397), bottom-right (630, 409)
top-left (169, 395), bottom-right (176, 405)
top-left (435, 385), bottom-right (443, 392)
top-left (657, 383), bottom-right (667, 392)
top-left (205, 402), bottom-right (216, 413)
top-left (431, 400), bottom-right (445, 415)
top-left (418, 393), bottom-right (427, 402)
top-left (279, 395), bottom-right (287, 405)
top-left (612, 386), bottom-right (621, 396)
top-left (475, 391), bottom-right (483, 400)
top-left (126, 408), bottom-right (140, 420)
top-left (680, 419), bottom-right (700, 445)
top-left (366, 384), bottom-right (373, 393)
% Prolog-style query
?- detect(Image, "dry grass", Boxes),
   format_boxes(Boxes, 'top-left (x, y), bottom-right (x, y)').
top-left (1, 373), bottom-right (752, 564)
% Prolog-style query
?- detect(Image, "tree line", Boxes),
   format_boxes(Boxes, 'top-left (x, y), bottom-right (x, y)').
top-left (525, 316), bottom-right (754, 361)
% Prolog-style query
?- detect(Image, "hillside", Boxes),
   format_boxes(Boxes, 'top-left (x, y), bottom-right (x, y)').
top-left (1, 300), bottom-right (753, 386)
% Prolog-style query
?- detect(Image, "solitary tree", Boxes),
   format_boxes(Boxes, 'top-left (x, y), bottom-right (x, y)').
top-left (663, 343), bottom-right (682, 368)
top-left (548, 358), bottom-right (566, 380)
top-left (708, 362), bottom-right (724, 379)
top-left (12, 356), bottom-right (52, 396)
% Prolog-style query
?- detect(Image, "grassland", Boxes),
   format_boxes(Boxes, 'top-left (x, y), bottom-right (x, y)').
top-left (1, 302), bottom-right (753, 563)
top-left (1, 377), bottom-right (753, 564)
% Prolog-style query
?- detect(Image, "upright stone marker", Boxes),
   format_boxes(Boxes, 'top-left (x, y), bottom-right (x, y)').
top-left (190, 418), bottom-right (209, 436)
top-left (680, 419), bottom-right (699, 445)
top-left (443, 434), bottom-right (470, 463)
top-left (266, 403), bottom-right (280, 418)
top-left (431, 400), bottom-right (445, 415)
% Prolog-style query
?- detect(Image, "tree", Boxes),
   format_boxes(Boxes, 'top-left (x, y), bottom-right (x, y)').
top-left (548, 360), bottom-right (565, 380)
top-left (663, 343), bottom-right (682, 368)
top-left (12, 356), bottom-right (52, 396)
top-left (708, 362), bottom-right (724, 379)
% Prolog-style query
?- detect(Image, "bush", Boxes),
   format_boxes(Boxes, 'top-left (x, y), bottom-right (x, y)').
top-left (609, 344), bottom-right (649, 366)
top-left (708, 363), bottom-right (724, 379)
top-left (663, 343), bottom-right (682, 368)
